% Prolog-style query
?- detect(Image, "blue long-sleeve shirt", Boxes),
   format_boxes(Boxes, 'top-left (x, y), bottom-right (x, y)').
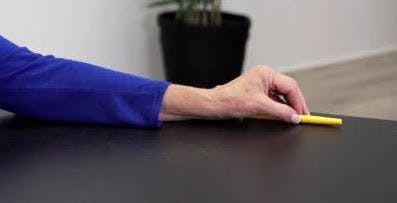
top-left (0, 35), bottom-right (170, 128)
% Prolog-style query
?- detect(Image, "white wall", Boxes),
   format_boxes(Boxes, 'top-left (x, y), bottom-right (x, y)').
top-left (223, 0), bottom-right (397, 71)
top-left (1, 0), bottom-right (396, 79)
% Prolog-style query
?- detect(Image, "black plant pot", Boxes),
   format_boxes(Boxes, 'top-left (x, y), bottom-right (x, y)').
top-left (158, 12), bottom-right (251, 88)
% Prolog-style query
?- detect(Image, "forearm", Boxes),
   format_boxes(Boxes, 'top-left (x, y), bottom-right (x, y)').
top-left (0, 35), bottom-right (170, 127)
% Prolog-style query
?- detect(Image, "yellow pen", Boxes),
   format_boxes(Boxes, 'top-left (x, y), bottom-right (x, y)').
top-left (253, 114), bottom-right (343, 125)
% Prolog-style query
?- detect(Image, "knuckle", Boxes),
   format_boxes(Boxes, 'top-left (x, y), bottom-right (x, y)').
top-left (250, 66), bottom-right (262, 73)
top-left (251, 65), bottom-right (275, 78)
top-left (289, 77), bottom-right (299, 87)
top-left (253, 64), bottom-right (272, 72)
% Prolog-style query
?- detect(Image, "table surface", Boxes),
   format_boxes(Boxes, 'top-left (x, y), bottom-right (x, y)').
top-left (0, 111), bottom-right (396, 203)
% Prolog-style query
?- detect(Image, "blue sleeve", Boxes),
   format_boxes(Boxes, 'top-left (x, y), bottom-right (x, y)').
top-left (0, 35), bottom-right (170, 128)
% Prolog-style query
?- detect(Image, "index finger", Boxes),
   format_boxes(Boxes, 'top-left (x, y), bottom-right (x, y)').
top-left (271, 73), bottom-right (310, 115)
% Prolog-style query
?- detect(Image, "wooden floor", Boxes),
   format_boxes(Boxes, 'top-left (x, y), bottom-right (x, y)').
top-left (287, 51), bottom-right (397, 121)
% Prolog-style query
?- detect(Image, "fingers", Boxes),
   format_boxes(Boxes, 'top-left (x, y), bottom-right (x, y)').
top-left (269, 91), bottom-right (286, 104)
top-left (261, 97), bottom-right (301, 124)
top-left (271, 72), bottom-right (310, 115)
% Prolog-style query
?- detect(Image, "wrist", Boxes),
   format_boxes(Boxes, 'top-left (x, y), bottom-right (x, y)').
top-left (208, 85), bottom-right (235, 119)
top-left (159, 84), bottom-right (231, 121)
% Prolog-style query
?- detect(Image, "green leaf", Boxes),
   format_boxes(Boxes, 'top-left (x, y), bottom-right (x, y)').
top-left (203, 0), bottom-right (215, 3)
top-left (148, 0), bottom-right (179, 7)
top-left (175, 0), bottom-right (197, 21)
top-left (148, 0), bottom-right (222, 25)
top-left (184, 0), bottom-right (198, 17)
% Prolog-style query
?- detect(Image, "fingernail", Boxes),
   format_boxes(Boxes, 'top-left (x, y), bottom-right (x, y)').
top-left (291, 114), bottom-right (300, 124)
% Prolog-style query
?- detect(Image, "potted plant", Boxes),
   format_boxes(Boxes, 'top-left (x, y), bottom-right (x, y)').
top-left (149, 0), bottom-right (251, 88)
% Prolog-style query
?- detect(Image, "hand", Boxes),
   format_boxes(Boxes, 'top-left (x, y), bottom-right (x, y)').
top-left (159, 65), bottom-right (309, 123)
top-left (210, 65), bottom-right (309, 123)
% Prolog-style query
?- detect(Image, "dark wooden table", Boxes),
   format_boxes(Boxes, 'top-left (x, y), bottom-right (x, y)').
top-left (0, 110), bottom-right (396, 203)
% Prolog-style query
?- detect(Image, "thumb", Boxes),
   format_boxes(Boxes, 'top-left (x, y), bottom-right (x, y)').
top-left (261, 98), bottom-right (301, 124)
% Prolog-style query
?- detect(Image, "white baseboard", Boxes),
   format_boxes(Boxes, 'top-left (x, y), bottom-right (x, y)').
top-left (278, 44), bottom-right (397, 73)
